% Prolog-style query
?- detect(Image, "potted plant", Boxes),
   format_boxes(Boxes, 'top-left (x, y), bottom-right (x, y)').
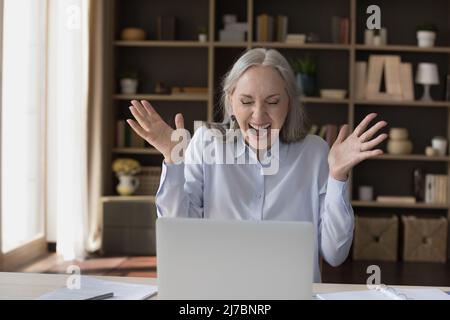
top-left (120, 68), bottom-right (139, 94)
top-left (112, 158), bottom-right (141, 196)
top-left (198, 26), bottom-right (208, 42)
top-left (416, 23), bottom-right (438, 48)
top-left (292, 56), bottom-right (317, 96)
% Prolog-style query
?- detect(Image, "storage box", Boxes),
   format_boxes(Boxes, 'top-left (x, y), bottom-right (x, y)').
top-left (402, 216), bottom-right (448, 263)
top-left (134, 166), bottom-right (162, 196)
top-left (353, 215), bottom-right (399, 261)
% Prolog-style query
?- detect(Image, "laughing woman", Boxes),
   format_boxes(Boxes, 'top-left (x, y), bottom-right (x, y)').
top-left (126, 48), bottom-right (388, 282)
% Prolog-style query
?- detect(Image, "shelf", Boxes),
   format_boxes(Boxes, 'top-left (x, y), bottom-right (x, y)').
top-left (354, 99), bottom-right (450, 108)
top-left (101, 195), bottom-right (156, 202)
top-left (352, 200), bottom-right (448, 209)
top-left (115, 40), bottom-right (209, 48)
top-left (113, 148), bottom-right (161, 155)
top-left (371, 154), bottom-right (450, 162)
top-left (355, 44), bottom-right (450, 53)
top-left (301, 97), bottom-right (349, 104)
top-left (213, 41), bottom-right (248, 48)
top-left (114, 94), bottom-right (209, 102)
top-left (252, 42), bottom-right (350, 50)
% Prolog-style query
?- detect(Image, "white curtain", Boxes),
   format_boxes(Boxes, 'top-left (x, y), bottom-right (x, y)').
top-left (47, 0), bottom-right (90, 260)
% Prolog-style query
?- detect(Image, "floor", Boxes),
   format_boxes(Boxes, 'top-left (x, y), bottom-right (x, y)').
top-left (19, 254), bottom-right (450, 287)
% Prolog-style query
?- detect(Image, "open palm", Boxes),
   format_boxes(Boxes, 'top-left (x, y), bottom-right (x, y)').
top-left (328, 113), bottom-right (388, 181)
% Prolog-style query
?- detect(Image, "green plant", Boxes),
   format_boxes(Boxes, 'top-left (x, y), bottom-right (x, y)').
top-left (291, 56), bottom-right (317, 75)
top-left (416, 22), bottom-right (438, 33)
top-left (198, 26), bottom-right (208, 35)
top-left (120, 68), bottom-right (139, 80)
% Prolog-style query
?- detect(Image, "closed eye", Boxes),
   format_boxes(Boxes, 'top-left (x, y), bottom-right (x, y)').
top-left (241, 100), bottom-right (254, 105)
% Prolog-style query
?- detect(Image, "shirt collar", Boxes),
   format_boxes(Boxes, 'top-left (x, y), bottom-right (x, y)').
top-left (232, 130), bottom-right (287, 163)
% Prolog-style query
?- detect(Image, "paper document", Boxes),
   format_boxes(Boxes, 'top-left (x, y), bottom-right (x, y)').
top-left (316, 285), bottom-right (450, 300)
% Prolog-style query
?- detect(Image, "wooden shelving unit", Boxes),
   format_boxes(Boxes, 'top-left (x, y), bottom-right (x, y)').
top-left (106, 0), bottom-right (450, 259)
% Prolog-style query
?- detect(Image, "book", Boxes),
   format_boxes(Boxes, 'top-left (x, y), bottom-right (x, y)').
top-left (316, 285), bottom-right (450, 300)
top-left (376, 196), bottom-right (416, 204)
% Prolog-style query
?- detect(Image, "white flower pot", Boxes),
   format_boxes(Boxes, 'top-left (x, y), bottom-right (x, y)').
top-left (417, 31), bottom-right (436, 48)
top-left (120, 78), bottom-right (138, 94)
top-left (198, 34), bottom-right (207, 42)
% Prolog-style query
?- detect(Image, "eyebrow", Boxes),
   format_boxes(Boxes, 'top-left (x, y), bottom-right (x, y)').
top-left (239, 94), bottom-right (281, 99)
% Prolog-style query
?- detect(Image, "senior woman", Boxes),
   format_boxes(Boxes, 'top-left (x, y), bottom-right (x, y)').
top-left (127, 48), bottom-right (388, 282)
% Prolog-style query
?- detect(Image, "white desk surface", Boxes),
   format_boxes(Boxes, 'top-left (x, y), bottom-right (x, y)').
top-left (0, 272), bottom-right (449, 300)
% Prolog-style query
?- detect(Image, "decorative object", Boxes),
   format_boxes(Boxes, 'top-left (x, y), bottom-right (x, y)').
top-left (415, 63), bottom-right (439, 101)
top-left (387, 127), bottom-right (413, 155)
top-left (358, 185), bottom-right (374, 201)
top-left (285, 34), bottom-right (306, 44)
top-left (120, 28), bottom-right (146, 41)
top-left (306, 32), bottom-right (320, 43)
top-left (156, 16), bottom-right (176, 40)
top-left (112, 158), bottom-right (141, 196)
top-left (425, 146), bottom-right (439, 156)
top-left (120, 69), bottom-right (139, 94)
top-left (320, 89), bottom-right (347, 99)
top-left (365, 55), bottom-right (414, 101)
top-left (198, 26), bottom-right (208, 42)
top-left (416, 23), bottom-right (438, 48)
top-left (364, 28), bottom-right (387, 46)
top-left (155, 81), bottom-right (170, 94)
top-left (292, 56), bottom-right (317, 96)
top-left (413, 168), bottom-right (425, 202)
top-left (364, 29), bottom-right (374, 45)
top-left (431, 136), bottom-right (448, 156)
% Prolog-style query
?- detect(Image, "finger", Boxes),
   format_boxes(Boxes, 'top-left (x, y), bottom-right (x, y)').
top-left (141, 100), bottom-right (162, 120)
top-left (359, 149), bottom-right (384, 161)
top-left (129, 105), bottom-right (151, 131)
top-left (175, 113), bottom-right (184, 129)
top-left (130, 100), bottom-right (147, 118)
top-left (361, 133), bottom-right (388, 151)
top-left (336, 124), bottom-right (349, 143)
top-left (126, 119), bottom-right (148, 140)
top-left (354, 113), bottom-right (378, 137)
top-left (359, 120), bottom-right (388, 142)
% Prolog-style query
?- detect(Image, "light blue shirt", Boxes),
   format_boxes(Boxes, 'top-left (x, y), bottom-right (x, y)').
top-left (156, 126), bottom-right (355, 282)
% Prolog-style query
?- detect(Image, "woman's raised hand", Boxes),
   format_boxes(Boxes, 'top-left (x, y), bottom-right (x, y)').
top-left (328, 113), bottom-right (388, 181)
top-left (127, 100), bottom-right (185, 163)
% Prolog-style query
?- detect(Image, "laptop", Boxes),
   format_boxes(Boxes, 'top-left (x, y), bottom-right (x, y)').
top-left (156, 217), bottom-right (314, 300)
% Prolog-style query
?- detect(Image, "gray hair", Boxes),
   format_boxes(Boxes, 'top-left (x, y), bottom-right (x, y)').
top-left (212, 48), bottom-right (310, 143)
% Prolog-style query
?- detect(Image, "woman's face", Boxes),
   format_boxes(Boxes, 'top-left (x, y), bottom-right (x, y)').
top-left (230, 66), bottom-right (289, 150)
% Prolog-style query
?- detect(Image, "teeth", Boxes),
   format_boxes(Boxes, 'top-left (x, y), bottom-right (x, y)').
top-left (249, 123), bottom-right (271, 130)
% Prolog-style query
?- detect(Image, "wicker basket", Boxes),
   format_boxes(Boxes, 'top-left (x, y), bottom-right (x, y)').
top-left (353, 215), bottom-right (399, 261)
top-left (402, 216), bottom-right (448, 263)
top-left (134, 166), bottom-right (162, 195)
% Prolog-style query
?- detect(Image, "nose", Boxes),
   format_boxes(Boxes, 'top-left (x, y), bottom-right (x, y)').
top-left (251, 102), bottom-right (268, 122)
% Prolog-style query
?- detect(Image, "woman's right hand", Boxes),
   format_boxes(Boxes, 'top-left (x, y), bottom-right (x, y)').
top-left (126, 100), bottom-right (185, 164)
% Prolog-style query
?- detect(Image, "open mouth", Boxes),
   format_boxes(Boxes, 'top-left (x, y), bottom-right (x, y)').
top-left (247, 123), bottom-right (271, 137)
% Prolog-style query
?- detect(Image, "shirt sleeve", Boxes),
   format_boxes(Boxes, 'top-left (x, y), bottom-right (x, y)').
top-left (155, 127), bottom-right (205, 219)
top-left (317, 142), bottom-right (355, 267)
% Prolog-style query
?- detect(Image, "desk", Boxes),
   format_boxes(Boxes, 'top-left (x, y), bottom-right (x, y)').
top-left (0, 272), bottom-right (449, 300)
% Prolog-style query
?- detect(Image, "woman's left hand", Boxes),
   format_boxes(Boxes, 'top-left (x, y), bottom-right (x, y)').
top-left (328, 113), bottom-right (388, 181)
